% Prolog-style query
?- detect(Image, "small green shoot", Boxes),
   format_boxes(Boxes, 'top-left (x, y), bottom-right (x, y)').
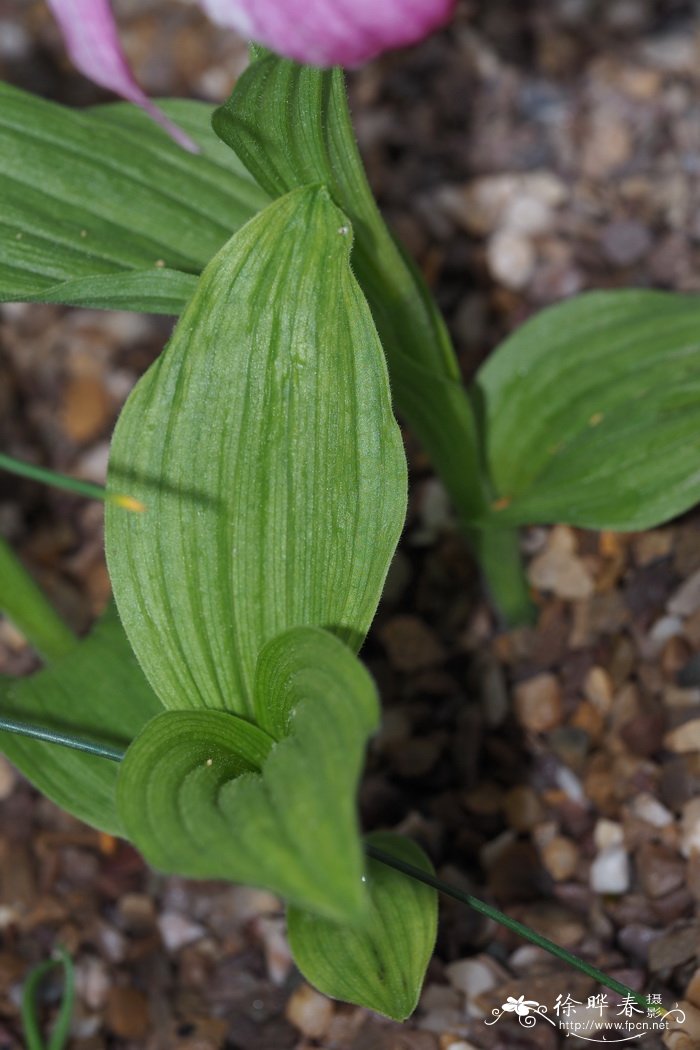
top-left (21, 948), bottom-right (75, 1050)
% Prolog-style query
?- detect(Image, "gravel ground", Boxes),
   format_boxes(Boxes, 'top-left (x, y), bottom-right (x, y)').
top-left (3, 2), bottom-right (700, 1048)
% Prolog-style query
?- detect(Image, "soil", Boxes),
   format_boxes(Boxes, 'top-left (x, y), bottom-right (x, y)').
top-left (2, 1), bottom-right (700, 1048)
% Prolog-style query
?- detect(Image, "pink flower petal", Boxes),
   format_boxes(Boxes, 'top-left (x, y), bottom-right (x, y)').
top-left (199, 0), bottom-right (456, 66)
top-left (47, 0), bottom-right (198, 151)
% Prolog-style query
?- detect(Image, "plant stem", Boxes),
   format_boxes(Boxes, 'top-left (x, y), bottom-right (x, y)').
top-left (388, 368), bottom-right (534, 625)
top-left (467, 525), bottom-right (536, 626)
top-left (366, 842), bottom-right (648, 1013)
top-left (0, 535), bottom-right (77, 663)
top-left (0, 452), bottom-right (144, 511)
top-left (0, 716), bottom-right (125, 762)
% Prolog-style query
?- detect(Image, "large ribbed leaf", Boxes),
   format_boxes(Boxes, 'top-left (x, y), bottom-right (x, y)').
top-left (288, 833), bottom-right (438, 1020)
top-left (476, 291), bottom-right (700, 530)
top-left (0, 607), bottom-right (162, 834)
top-left (0, 86), bottom-right (268, 313)
top-left (117, 628), bottom-right (379, 921)
top-left (106, 186), bottom-right (406, 716)
top-left (212, 52), bottom-right (486, 521)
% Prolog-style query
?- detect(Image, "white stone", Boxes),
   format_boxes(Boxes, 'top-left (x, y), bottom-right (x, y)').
top-left (285, 983), bottom-right (333, 1039)
top-left (681, 798), bottom-right (700, 858)
top-left (590, 845), bottom-right (630, 894)
top-left (75, 956), bottom-right (110, 1011)
top-left (446, 956), bottom-right (498, 1000)
top-left (665, 719), bottom-right (700, 754)
top-left (157, 912), bottom-right (206, 952)
top-left (594, 818), bottom-right (624, 849)
top-left (254, 916), bottom-right (293, 986)
top-left (669, 569), bottom-right (700, 617)
top-left (502, 194), bottom-right (554, 235)
top-left (630, 793), bottom-right (673, 828)
top-left (555, 766), bottom-right (587, 805)
top-left (418, 983), bottom-right (465, 1031)
top-left (487, 230), bottom-right (535, 290)
top-left (528, 525), bottom-right (594, 601)
top-left (646, 615), bottom-right (684, 657)
top-left (412, 478), bottom-right (455, 546)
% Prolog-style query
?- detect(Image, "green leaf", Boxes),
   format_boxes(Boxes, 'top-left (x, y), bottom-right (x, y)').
top-left (475, 291), bottom-right (700, 530)
top-left (106, 186), bottom-right (406, 716)
top-left (287, 832), bottom-right (438, 1020)
top-left (0, 533), bottom-right (77, 664)
top-left (0, 85), bottom-right (269, 313)
top-left (212, 53), bottom-right (486, 521)
top-left (22, 269), bottom-right (198, 315)
top-left (117, 627), bottom-right (379, 921)
top-left (0, 606), bottom-right (162, 834)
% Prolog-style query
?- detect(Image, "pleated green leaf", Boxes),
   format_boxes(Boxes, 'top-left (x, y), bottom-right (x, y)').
top-left (0, 85), bottom-right (268, 313)
top-left (212, 51), bottom-right (486, 521)
top-left (0, 606), bottom-right (162, 834)
top-left (476, 291), bottom-right (700, 530)
top-left (117, 627), bottom-right (379, 921)
top-left (106, 186), bottom-right (406, 716)
top-left (287, 832), bottom-right (438, 1020)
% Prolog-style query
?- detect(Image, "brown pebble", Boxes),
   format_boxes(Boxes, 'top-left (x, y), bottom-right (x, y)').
top-left (648, 923), bottom-right (700, 972)
top-left (617, 923), bottom-right (662, 963)
top-left (664, 1000), bottom-right (700, 1048)
top-left (379, 615), bottom-right (446, 672)
top-left (118, 893), bottom-right (156, 935)
top-left (688, 853), bottom-right (700, 901)
top-left (60, 375), bottom-right (112, 444)
top-left (389, 734), bottom-right (446, 778)
top-left (634, 530), bottom-right (673, 567)
top-left (650, 884), bottom-right (693, 924)
top-left (105, 986), bottom-right (150, 1040)
top-left (528, 526), bottom-right (594, 601)
top-left (637, 843), bottom-right (686, 899)
top-left (570, 699), bottom-right (605, 742)
top-left (582, 117), bottom-right (633, 178)
top-left (619, 700), bottom-right (666, 758)
top-left (285, 983), bottom-right (333, 1040)
top-left (504, 785), bottom-right (545, 832)
top-left (541, 836), bottom-right (579, 881)
top-left (683, 608), bottom-right (700, 647)
top-left (514, 673), bottom-right (562, 733)
top-left (549, 726), bottom-right (590, 773)
top-left (669, 569), bottom-right (700, 618)
top-left (0, 757), bottom-right (17, 801)
top-left (665, 719), bottom-right (700, 754)
top-left (662, 636), bottom-right (692, 678)
top-left (601, 220), bottom-right (652, 267)
top-left (583, 666), bottom-right (614, 713)
top-left (685, 967), bottom-right (700, 1009)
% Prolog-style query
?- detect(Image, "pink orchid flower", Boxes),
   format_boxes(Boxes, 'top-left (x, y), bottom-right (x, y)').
top-left (47, 0), bottom-right (455, 146)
